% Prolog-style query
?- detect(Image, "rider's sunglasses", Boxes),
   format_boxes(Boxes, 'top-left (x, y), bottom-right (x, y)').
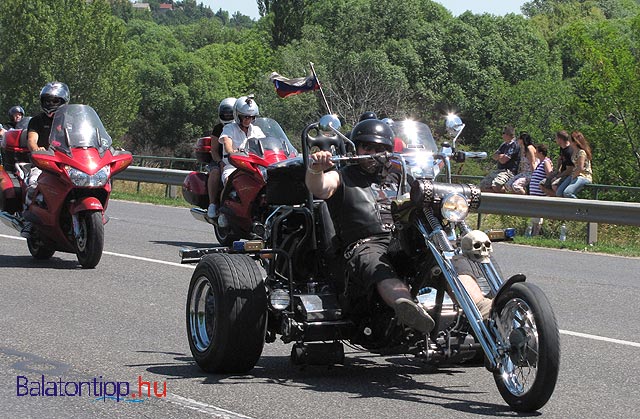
top-left (358, 143), bottom-right (388, 153)
top-left (44, 97), bottom-right (63, 106)
top-left (240, 115), bottom-right (256, 121)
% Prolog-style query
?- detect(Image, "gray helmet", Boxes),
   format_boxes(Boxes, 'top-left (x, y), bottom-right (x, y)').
top-left (40, 81), bottom-right (70, 115)
top-left (351, 119), bottom-right (394, 151)
top-left (218, 97), bottom-right (236, 125)
top-left (233, 95), bottom-right (259, 124)
top-left (8, 105), bottom-right (24, 118)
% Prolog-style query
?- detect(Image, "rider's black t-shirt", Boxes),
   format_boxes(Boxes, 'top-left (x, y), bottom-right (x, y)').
top-left (27, 113), bottom-right (53, 149)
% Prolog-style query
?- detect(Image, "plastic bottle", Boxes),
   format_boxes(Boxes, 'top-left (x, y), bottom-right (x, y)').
top-left (525, 220), bottom-right (533, 238)
top-left (559, 223), bottom-right (567, 242)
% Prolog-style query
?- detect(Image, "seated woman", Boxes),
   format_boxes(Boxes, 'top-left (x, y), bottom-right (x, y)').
top-left (556, 131), bottom-right (593, 198)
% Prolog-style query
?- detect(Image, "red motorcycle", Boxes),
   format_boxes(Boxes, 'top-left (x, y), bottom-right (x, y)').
top-left (182, 118), bottom-right (299, 246)
top-left (0, 104), bottom-right (132, 268)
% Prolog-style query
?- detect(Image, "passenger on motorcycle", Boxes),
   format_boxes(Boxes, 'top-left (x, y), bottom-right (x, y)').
top-left (207, 97), bottom-right (236, 219)
top-left (218, 95), bottom-right (265, 186)
top-left (0, 105), bottom-right (26, 139)
top-left (306, 119), bottom-right (491, 333)
top-left (21, 82), bottom-right (70, 238)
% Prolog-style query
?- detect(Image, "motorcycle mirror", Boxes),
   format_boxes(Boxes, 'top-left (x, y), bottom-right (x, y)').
top-left (318, 114), bottom-right (341, 136)
top-left (445, 113), bottom-right (464, 136)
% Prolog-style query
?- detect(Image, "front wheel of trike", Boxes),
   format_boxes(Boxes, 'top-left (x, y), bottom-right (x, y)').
top-left (186, 253), bottom-right (267, 373)
top-left (492, 282), bottom-right (560, 412)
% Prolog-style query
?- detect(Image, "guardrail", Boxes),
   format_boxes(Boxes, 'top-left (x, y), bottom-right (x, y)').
top-left (114, 166), bottom-right (640, 243)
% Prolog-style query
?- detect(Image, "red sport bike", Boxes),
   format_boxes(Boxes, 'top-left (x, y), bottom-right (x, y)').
top-left (0, 104), bottom-right (132, 268)
top-left (182, 117), bottom-right (300, 246)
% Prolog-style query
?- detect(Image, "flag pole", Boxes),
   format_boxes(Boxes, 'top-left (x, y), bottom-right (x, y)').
top-left (309, 62), bottom-right (332, 114)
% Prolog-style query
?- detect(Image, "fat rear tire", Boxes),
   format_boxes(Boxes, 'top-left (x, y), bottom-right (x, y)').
top-left (186, 253), bottom-right (267, 373)
top-left (492, 282), bottom-right (560, 412)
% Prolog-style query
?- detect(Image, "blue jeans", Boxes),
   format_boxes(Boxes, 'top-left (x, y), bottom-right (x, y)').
top-left (556, 176), bottom-right (591, 198)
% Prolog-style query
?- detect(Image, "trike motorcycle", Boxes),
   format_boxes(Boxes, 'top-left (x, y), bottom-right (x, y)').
top-left (182, 117), bottom-right (298, 246)
top-left (181, 114), bottom-right (560, 412)
top-left (0, 104), bottom-right (132, 268)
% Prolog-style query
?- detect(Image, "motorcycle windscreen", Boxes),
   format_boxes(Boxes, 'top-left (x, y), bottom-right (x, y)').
top-left (252, 117), bottom-right (298, 157)
top-left (391, 120), bottom-right (441, 179)
top-left (48, 104), bottom-right (113, 156)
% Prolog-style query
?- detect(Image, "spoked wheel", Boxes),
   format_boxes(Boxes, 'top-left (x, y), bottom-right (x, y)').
top-left (492, 282), bottom-right (560, 412)
top-left (75, 211), bottom-right (104, 269)
top-left (27, 236), bottom-right (56, 260)
top-left (186, 253), bottom-right (267, 373)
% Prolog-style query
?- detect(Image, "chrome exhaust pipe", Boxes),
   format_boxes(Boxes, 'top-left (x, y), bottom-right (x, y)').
top-left (190, 207), bottom-right (208, 223)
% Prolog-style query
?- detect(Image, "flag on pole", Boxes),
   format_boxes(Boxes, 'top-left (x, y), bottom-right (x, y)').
top-left (270, 72), bottom-right (320, 98)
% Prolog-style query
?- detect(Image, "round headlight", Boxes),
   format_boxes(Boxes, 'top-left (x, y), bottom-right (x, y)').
top-left (441, 193), bottom-right (469, 221)
top-left (269, 288), bottom-right (290, 310)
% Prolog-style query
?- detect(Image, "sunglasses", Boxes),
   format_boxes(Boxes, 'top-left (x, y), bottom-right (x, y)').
top-left (240, 115), bottom-right (256, 121)
top-left (44, 97), bottom-right (63, 105)
top-left (358, 143), bottom-right (388, 153)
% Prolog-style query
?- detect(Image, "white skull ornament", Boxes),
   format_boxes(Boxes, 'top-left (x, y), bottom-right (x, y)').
top-left (460, 230), bottom-right (493, 263)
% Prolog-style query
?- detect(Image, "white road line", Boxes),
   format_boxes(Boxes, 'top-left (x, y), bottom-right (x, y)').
top-left (103, 251), bottom-right (195, 269)
top-left (560, 329), bottom-right (640, 348)
top-left (0, 234), bottom-right (194, 269)
top-left (5, 231), bottom-right (640, 351)
top-left (166, 393), bottom-right (254, 418)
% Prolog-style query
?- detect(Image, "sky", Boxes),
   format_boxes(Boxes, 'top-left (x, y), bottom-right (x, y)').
top-left (199, 1), bottom-right (528, 21)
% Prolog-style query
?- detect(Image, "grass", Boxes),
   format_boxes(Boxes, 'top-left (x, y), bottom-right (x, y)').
top-left (111, 180), bottom-right (640, 258)
top-left (469, 213), bottom-right (640, 258)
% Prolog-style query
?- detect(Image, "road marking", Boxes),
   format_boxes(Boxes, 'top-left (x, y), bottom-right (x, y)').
top-left (560, 329), bottom-right (640, 348)
top-left (103, 251), bottom-right (195, 269)
top-left (4, 232), bottom-right (640, 350)
top-left (0, 234), bottom-right (194, 269)
top-left (166, 393), bottom-right (254, 418)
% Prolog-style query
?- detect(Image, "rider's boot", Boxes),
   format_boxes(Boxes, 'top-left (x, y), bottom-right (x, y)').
top-left (394, 298), bottom-right (435, 334)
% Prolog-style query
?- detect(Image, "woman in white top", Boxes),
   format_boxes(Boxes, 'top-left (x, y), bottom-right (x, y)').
top-left (218, 95), bottom-right (265, 183)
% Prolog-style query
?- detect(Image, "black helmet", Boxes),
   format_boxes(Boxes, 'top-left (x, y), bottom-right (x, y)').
top-left (358, 111), bottom-right (378, 122)
top-left (40, 81), bottom-right (70, 115)
top-left (8, 105), bottom-right (24, 118)
top-left (218, 97), bottom-right (236, 125)
top-left (351, 119), bottom-right (394, 151)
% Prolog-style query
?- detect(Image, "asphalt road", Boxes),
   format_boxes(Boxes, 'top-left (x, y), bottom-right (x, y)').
top-left (1, 200), bottom-right (639, 418)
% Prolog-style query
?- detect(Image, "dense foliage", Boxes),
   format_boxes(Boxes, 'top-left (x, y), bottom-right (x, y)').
top-left (1, 0), bottom-right (640, 186)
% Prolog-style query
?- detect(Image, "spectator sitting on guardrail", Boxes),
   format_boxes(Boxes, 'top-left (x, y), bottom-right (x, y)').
top-left (530, 143), bottom-right (553, 196)
top-left (556, 131), bottom-right (593, 198)
top-left (528, 143), bottom-right (554, 235)
top-left (479, 125), bottom-right (520, 193)
top-left (505, 132), bottom-right (538, 194)
top-left (540, 130), bottom-right (574, 196)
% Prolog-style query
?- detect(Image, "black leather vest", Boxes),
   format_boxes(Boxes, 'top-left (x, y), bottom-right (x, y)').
top-left (328, 165), bottom-right (398, 247)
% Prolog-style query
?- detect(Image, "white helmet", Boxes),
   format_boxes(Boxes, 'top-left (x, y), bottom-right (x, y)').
top-left (218, 97), bottom-right (236, 125)
top-left (233, 95), bottom-right (259, 124)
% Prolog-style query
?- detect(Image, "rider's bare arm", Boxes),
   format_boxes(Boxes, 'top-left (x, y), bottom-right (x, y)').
top-left (27, 131), bottom-right (45, 152)
top-left (220, 135), bottom-right (235, 154)
top-left (305, 150), bottom-right (340, 200)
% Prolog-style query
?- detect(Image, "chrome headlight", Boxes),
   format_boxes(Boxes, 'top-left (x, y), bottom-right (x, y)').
top-left (269, 288), bottom-right (290, 310)
top-left (410, 179), bottom-right (481, 216)
top-left (441, 193), bottom-right (469, 221)
top-left (66, 164), bottom-right (111, 187)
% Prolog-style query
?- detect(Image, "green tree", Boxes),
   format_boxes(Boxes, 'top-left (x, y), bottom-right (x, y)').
top-left (0, 0), bottom-right (139, 140)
